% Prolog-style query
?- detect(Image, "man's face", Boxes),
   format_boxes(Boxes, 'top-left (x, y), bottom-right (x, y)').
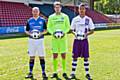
top-left (32, 9), bottom-right (40, 17)
top-left (79, 6), bottom-right (86, 16)
top-left (54, 5), bottom-right (61, 13)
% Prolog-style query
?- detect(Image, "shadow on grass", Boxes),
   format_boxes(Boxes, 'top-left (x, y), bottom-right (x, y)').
top-left (0, 33), bottom-right (27, 40)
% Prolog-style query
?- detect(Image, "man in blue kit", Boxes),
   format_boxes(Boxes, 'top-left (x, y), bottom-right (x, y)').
top-left (25, 7), bottom-right (48, 79)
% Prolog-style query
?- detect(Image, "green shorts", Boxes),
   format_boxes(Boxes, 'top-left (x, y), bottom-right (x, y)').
top-left (52, 36), bottom-right (67, 53)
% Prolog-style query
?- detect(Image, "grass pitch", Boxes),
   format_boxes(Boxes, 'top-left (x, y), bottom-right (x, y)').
top-left (0, 29), bottom-right (120, 80)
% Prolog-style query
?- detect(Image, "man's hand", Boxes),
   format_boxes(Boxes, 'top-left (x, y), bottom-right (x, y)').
top-left (41, 30), bottom-right (47, 35)
top-left (25, 31), bottom-right (32, 36)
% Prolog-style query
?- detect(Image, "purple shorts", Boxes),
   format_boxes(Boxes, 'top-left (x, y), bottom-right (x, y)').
top-left (72, 39), bottom-right (89, 58)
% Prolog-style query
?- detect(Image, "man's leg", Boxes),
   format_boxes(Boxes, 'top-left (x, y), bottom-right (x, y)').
top-left (61, 53), bottom-right (69, 79)
top-left (61, 53), bottom-right (66, 73)
top-left (53, 53), bottom-right (58, 73)
top-left (70, 39), bottom-right (80, 79)
top-left (59, 38), bottom-right (67, 74)
top-left (51, 53), bottom-right (58, 78)
top-left (25, 56), bottom-right (35, 78)
top-left (29, 56), bottom-right (35, 74)
top-left (70, 58), bottom-right (77, 79)
top-left (39, 57), bottom-right (47, 78)
top-left (37, 38), bottom-right (47, 78)
top-left (84, 58), bottom-right (92, 80)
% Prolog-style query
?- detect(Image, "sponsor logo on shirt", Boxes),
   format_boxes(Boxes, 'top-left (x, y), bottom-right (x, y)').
top-left (29, 22), bottom-right (35, 25)
top-left (34, 26), bottom-right (41, 28)
top-left (85, 18), bottom-right (89, 25)
top-left (53, 17), bottom-right (64, 22)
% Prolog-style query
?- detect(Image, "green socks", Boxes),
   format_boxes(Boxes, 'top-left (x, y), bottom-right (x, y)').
top-left (53, 58), bottom-right (66, 73)
top-left (53, 58), bottom-right (58, 73)
top-left (62, 59), bottom-right (66, 73)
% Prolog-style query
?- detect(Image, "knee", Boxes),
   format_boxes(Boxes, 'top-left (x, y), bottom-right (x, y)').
top-left (73, 58), bottom-right (77, 61)
top-left (40, 59), bottom-right (45, 64)
top-left (39, 56), bottom-right (44, 60)
top-left (30, 56), bottom-right (35, 62)
top-left (84, 58), bottom-right (88, 61)
top-left (61, 53), bottom-right (66, 59)
top-left (53, 53), bottom-right (58, 59)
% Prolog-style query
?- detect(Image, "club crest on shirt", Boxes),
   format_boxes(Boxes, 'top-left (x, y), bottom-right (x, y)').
top-left (39, 21), bottom-right (43, 25)
top-left (61, 17), bottom-right (64, 21)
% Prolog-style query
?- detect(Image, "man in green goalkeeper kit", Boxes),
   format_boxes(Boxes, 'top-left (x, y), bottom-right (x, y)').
top-left (47, 1), bottom-right (70, 79)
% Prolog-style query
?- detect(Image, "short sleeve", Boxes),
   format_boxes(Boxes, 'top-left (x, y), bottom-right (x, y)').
top-left (71, 18), bottom-right (76, 30)
top-left (89, 18), bottom-right (95, 30)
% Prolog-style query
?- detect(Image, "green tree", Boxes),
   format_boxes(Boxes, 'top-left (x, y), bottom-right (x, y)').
top-left (94, 0), bottom-right (120, 14)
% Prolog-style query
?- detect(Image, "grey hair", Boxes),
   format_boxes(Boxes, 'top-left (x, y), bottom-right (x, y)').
top-left (32, 7), bottom-right (40, 11)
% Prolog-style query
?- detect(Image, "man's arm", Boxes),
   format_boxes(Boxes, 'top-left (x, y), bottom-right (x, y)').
top-left (25, 22), bottom-right (31, 36)
top-left (47, 17), bottom-right (54, 35)
top-left (63, 15), bottom-right (70, 34)
top-left (70, 29), bottom-right (77, 36)
top-left (42, 20), bottom-right (47, 35)
top-left (70, 18), bottom-right (76, 35)
top-left (86, 29), bottom-right (94, 36)
top-left (86, 18), bottom-right (95, 36)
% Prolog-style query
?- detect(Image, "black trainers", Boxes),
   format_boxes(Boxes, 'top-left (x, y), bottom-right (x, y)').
top-left (51, 73), bottom-right (58, 78)
top-left (63, 73), bottom-right (70, 80)
top-left (25, 73), bottom-right (33, 78)
top-left (70, 74), bottom-right (76, 79)
top-left (86, 74), bottom-right (93, 80)
top-left (42, 73), bottom-right (48, 79)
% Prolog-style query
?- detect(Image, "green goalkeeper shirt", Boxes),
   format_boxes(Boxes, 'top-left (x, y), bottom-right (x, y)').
top-left (47, 13), bottom-right (70, 35)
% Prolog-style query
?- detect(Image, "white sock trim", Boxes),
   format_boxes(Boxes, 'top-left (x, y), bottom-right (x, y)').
top-left (84, 66), bottom-right (89, 69)
top-left (72, 65), bottom-right (77, 68)
top-left (84, 61), bottom-right (89, 64)
top-left (72, 61), bottom-right (77, 64)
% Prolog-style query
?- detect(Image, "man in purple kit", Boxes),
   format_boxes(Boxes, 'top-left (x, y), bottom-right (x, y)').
top-left (70, 3), bottom-right (95, 80)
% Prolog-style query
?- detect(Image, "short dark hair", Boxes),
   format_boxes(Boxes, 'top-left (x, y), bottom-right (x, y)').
top-left (79, 3), bottom-right (86, 8)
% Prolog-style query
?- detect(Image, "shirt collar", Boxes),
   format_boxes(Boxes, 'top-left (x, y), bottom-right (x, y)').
top-left (33, 16), bottom-right (40, 21)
